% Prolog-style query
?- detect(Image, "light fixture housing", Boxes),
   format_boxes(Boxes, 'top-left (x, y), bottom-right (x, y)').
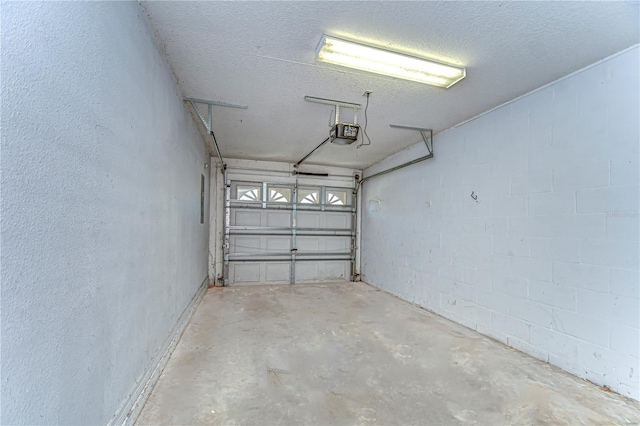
top-left (316, 35), bottom-right (466, 88)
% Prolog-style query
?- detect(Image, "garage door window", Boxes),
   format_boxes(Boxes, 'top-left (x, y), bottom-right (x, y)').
top-left (268, 187), bottom-right (291, 203)
top-left (237, 185), bottom-right (261, 201)
top-left (298, 188), bottom-right (320, 204)
top-left (326, 190), bottom-right (347, 205)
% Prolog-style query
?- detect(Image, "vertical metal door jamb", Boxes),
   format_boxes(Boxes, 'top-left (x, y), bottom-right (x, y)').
top-left (290, 183), bottom-right (298, 284)
top-left (262, 182), bottom-right (268, 209)
top-left (350, 176), bottom-right (358, 281)
top-left (222, 169), bottom-right (231, 286)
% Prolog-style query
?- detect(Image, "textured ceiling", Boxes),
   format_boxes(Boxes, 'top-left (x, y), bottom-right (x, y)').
top-left (141, 1), bottom-right (639, 169)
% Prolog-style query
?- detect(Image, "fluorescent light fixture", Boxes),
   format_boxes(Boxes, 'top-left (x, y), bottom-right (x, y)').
top-left (316, 35), bottom-right (466, 88)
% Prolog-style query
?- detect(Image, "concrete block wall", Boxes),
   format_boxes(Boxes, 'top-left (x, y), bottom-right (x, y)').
top-left (361, 46), bottom-right (639, 400)
top-left (1, 2), bottom-right (209, 424)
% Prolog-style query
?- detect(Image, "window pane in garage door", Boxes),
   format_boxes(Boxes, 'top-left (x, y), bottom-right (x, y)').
top-left (298, 188), bottom-right (320, 204)
top-left (268, 187), bottom-right (291, 202)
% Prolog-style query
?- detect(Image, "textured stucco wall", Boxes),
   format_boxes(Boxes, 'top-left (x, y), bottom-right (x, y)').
top-left (1, 2), bottom-right (209, 424)
top-left (361, 47), bottom-right (639, 400)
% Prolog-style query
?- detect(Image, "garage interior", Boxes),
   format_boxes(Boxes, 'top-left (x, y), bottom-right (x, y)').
top-left (1, 1), bottom-right (639, 425)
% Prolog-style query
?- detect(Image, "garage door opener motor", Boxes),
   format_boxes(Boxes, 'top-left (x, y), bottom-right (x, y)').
top-left (305, 96), bottom-right (361, 146)
top-left (330, 123), bottom-right (359, 145)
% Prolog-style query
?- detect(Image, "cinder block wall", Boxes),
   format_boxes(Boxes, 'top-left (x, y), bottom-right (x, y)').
top-left (361, 46), bottom-right (639, 400)
top-left (1, 3), bottom-right (209, 424)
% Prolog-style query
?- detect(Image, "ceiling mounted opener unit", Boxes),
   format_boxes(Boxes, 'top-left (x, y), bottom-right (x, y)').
top-left (295, 96), bottom-right (363, 168)
top-left (305, 96), bottom-right (361, 145)
top-left (330, 122), bottom-right (359, 145)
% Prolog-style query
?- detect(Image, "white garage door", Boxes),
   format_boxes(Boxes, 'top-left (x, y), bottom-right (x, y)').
top-left (224, 180), bottom-right (356, 285)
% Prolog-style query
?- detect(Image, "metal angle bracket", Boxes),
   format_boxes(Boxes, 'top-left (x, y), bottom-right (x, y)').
top-left (390, 125), bottom-right (433, 156)
top-left (304, 96), bottom-right (361, 125)
top-left (184, 97), bottom-right (248, 167)
top-left (184, 97), bottom-right (248, 134)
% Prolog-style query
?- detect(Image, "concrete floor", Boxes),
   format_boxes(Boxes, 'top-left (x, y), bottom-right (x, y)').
top-left (137, 282), bottom-right (640, 425)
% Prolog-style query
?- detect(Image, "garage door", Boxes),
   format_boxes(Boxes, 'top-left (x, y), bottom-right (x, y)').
top-left (224, 180), bottom-right (356, 285)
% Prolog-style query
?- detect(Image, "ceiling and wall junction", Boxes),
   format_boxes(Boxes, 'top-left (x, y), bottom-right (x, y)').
top-left (141, 1), bottom-right (639, 169)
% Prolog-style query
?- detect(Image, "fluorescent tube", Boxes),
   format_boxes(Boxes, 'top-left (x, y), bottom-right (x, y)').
top-left (316, 35), bottom-right (466, 88)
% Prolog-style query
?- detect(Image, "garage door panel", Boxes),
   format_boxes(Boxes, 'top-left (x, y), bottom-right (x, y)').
top-left (296, 261), bottom-right (350, 283)
top-left (325, 236), bottom-right (351, 251)
top-left (232, 263), bottom-right (261, 283)
top-left (266, 211), bottom-right (291, 227)
top-left (266, 236), bottom-right (291, 251)
top-left (229, 262), bottom-right (291, 285)
top-left (231, 236), bottom-right (261, 254)
top-left (296, 262), bottom-right (319, 281)
top-left (265, 263), bottom-right (290, 283)
top-left (226, 179), bottom-right (355, 285)
top-left (297, 212), bottom-right (321, 228)
top-left (324, 261), bottom-right (350, 281)
top-left (234, 210), bottom-right (261, 226)
top-left (297, 211), bottom-right (352, 229)
top-left (325, 213), bottom-right (351, 229)
top-left (230, 236), bottom-right (291, 254)
top-left (230, 229), bottom-right (281, 236)
top-left (297, 237), bottom-right (320, 252)
top-left (232, 209), bottom-right (292, 228)
top-left (296, 236), bottom-right (350, 253)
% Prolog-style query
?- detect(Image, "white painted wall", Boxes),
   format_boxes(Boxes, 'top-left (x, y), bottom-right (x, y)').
top-left (1, 2), bottom-right (209, 424)
top-left (361, 46), bottom-right (639, 400)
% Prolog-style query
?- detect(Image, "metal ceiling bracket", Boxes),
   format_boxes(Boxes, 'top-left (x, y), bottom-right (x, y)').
top-left (304, 96), bottom-right (361, 110)
top-left (184, 97), bottom-right (248, 167)
top-left (390, 125), bottom-right (433, 156)
top-left (184, 97), bottom-right (248, 134)
top-left (359, 126), bottom-right (434, 184)
top-left (305, 96), bottom-right (360, 125)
